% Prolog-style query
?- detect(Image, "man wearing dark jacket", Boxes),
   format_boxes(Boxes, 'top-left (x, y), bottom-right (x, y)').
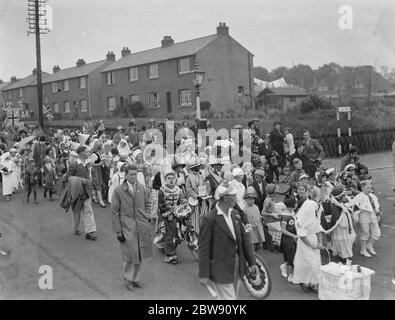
top-left (302, 131), bottom-right (325, 178)
top-left (65, 146), bottom-right (97, 240)
top-left (249, 169), bottom-right (267, 212)
top-left (198, 184), bottom-right (258, 300)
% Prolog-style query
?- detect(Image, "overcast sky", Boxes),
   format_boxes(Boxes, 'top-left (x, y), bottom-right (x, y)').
top-left (0, 0), bottom-right (394, 80)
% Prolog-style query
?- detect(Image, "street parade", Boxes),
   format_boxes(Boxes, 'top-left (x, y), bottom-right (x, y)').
top-left (0, 118), bottom-right (386, 300)
top-left (1, 0), bottom-right (395, 305)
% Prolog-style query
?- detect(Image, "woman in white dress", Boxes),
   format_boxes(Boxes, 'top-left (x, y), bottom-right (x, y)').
top-left (291, 200), bottom-right (325, 292)
top-left (108, 161), bottom-right (126, 204)
top-left (1, 152), bottom-right (15, 200)
top-left (284, 127), bottom-right (296, 157)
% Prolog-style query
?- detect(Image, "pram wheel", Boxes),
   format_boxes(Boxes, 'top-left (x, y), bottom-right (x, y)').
top-left (242, 253), bottom-right (272, 299)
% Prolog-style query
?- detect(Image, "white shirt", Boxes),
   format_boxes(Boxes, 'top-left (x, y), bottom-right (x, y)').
top-left (77, 158), bottom-right (88, 167)
top-left (216, 203), bottom-right (236, 240)
top-left (127, 181), bottom-right (136, 194)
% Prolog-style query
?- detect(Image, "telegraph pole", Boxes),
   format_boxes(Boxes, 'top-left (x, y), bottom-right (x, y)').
top-left (27, 0), bottom-right (49, 129)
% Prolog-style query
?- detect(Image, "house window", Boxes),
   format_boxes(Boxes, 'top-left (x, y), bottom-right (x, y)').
top-left (129, 67), bottom-right (138, 82)
top-left (7, 91), bottom-right (11, 99)
top-left (178, 58), bottom-right (191, 74)
top-left (148, 92), bottom-right (160, 108)
top-left (120, 96), bottom-right (124, 106)
top-left (238, 86), bottom-right (244, 96)
top-left (63, 101), bottom-right (70, 113)
top-left (106, 72), bottom-right (115, 85)
top-left (80, 99), bottom-right (88, 112)
top-left (129, 94), bottom-right (139, 103)
top-left (107, 96), bottom-right (116, 110)
top-left (19, 88), bottom-right (23, 97)
top-left (289, 97), bottom-right (296, 102)
top-left (53, 102), bottom-right (59, 113)
top-left (148, 64), bottom-right (159, 79)
top-left (63, 80), bottom-right (69, 91)
top-left (179, 89), bottom-right (192, 106)
top-left (79, 77), bottom-right (86, 89)
top-left (52, 82), bottom-right (58, 93)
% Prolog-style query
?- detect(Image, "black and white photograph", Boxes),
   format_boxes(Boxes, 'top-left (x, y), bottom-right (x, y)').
top-left (0, 0), bottom-right (395, 305)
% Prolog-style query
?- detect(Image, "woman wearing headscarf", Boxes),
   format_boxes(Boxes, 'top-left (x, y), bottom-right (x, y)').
top-left (117, 139), bottom-right (131, 161)
top-left (291, 200), bottom-right (325, 292)
top-left (230, 167), bottom-right (246, 210)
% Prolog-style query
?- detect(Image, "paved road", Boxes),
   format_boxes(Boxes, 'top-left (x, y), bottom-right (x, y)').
top-left (0, 152), bottom-right (394, 300)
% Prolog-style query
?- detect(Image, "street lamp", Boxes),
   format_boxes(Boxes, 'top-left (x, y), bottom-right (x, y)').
top-left (189, 59), bottom-right (205, 120)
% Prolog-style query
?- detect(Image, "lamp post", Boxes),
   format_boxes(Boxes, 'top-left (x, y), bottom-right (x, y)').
top-left (189, 60), bottom-right (205, 120)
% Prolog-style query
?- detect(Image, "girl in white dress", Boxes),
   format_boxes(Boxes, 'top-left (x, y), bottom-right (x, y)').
top-left (0, 152), bottom-right (15, 200)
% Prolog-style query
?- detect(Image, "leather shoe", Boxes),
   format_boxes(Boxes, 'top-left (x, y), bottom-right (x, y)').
top-left (124, 280), bottom-right (135, 291)
top-left (74, 230), bottom-right (82, 236)
top-left (86, 232), bottom-right (97, 240)
top-left (366, 247), bottom-right (376, 256)
top-left (132, 281), bottom-right (142, 289)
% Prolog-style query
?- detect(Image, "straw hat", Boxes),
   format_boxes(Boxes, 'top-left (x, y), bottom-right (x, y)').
top-left (244, 186), bottom-right (257, 199)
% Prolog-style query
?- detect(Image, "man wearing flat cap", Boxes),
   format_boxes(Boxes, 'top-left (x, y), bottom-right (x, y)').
top-left (199, 184), bottom-right (259, 300)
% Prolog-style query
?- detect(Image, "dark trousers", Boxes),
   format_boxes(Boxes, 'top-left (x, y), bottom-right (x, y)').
top-left (101, 166), bottom-right (110, 200)
top-left (163, 218), bottom-right (178, 256)
top-left (27, 184), bottom-right (38, 200)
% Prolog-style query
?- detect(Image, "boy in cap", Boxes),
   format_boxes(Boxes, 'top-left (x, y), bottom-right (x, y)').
top-left (156, 169), bottom-right (187, 264)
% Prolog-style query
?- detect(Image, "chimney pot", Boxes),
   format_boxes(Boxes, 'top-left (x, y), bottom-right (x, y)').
top-left (217, 22), bottom-right (229, 35)
top-left (53, 65), bottom-right (61, 73)
top-left (11, 76), bottom-right (17, 83)
top-left (76, 59), bottom-right (86, 67)
top-left (32, 68), bottom-right (37, 75)
top-left (121, 46), bottom-right (131, 57)
top-left (161, 36), bottom-right (174, 48)
top-left (106, 51), bottom-right (116, 61)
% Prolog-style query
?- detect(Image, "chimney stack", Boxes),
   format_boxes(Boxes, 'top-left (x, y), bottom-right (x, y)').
top-left (10, 76), bottom-right (17, 83)
top-left (121, 47), bottom-right (131, 57)
top-left (32, 68), bottom-right (37, 75)
top-left (161, 36), bottom-right (174, 48)
top-left (76, 59), bottom-right (86, 67)
top-left (106, 51), bottom-right (116, 61)
top-left (53, 65), bottom-right (61, 73)
top-left (216, 22), bottom-right (229, 36)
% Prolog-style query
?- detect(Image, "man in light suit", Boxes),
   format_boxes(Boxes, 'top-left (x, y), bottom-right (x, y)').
top-left (198, 184), bottom-right (259, 300)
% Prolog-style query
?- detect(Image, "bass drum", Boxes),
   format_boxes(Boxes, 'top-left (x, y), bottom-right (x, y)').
top-left (242, 253), bottom-right (272, 299)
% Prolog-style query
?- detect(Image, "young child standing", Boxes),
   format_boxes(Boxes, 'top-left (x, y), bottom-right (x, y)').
top-left (244, 186), bottom-right (265, 251)
top-left (261, 183), bottom-right (281, 250)
top-left (351, 181), bottom-right (381, 257)
top-left (279, 195), bottom-right (298, 281)
top-left (25, 159), bottom-right (40, 204)
top-left (42, 155), bottom-right (56, 201)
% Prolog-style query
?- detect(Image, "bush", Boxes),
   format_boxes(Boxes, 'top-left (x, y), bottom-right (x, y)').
top-left (128, 101), bottom-right (146, 117)
top-left (298, 95), bottom-right (333, 113)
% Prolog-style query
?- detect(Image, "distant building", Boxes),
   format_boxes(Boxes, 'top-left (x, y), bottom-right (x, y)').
top-left (42, 54), bottom-right (114, 120)
top-left (100, 22), bottom-right (254, 118)
top-left (311, 67), bottom-right (393, 100)
top-left (256, 86), bottom-right (309, 112)
top-left (1, 70), bottom-right (50, 119)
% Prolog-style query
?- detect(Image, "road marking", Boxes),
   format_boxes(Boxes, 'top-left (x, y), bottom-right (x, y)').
top-left (0, 206), bottom-right (110, 299)
top-left (382, 224), bottom-right (395, 230)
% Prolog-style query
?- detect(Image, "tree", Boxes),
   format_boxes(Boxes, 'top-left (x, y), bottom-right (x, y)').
top-left (254, 67), bottom-right (272, 81)
top-left (286, 64), bottom-right (315, 89)
top-left (0, 79), bottom-right (3, 84)
top-left (270, 66), bottom-right (289, 80)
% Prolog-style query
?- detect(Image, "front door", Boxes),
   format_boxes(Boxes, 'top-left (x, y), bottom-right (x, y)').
top-left (166, 92), bottom-right (172, 114)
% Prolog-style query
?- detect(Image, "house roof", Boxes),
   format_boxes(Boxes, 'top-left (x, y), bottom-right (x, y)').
top-left (43, 60), bottom-right (108, 83)
top-left (102, 34), bottom-right (219, 72)
top-left (264, 87), bottom-right (309, 96)
top-left (0, 81), bottom-right (11, 91)
top-left (3, 72), bottom-right (51, 90)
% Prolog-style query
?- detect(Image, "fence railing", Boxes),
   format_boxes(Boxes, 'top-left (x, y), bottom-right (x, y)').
top-left (311, 127), bottom-right (395, 158)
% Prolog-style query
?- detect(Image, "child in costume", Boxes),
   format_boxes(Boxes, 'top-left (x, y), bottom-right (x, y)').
top-left (279, 195), bottom-right (298, 280)
top-left (42, 155), bottom-right (56, 201)
top-left (156, 169), bottom-right (187, 264)
top-left (25, 159), bottom-right (40, 204)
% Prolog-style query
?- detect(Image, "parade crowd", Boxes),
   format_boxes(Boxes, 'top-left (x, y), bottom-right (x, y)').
top-left (0, 117), bottom-right (382, 299)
